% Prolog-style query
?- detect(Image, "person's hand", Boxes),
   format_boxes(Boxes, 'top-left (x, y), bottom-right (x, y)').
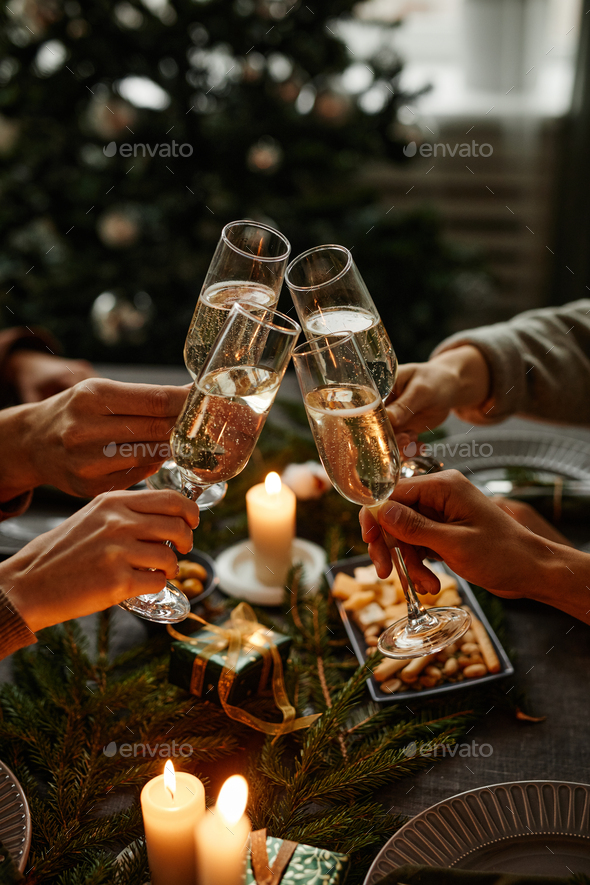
top-left (386, 345), bottom-right (491, 434)
top-left (5, 349), bottom-right (96, 402)
top-left (0, 379), bottom-right (189, 501)
top-left (359, 470), bottom-right (554, 600)
top-left (12, 378), bottom-right (189, 497)
top-left (4, 489), bottom-right (199, 632)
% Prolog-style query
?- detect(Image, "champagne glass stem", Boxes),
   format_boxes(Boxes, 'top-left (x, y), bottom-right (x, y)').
top-left (368, 503), bottom-right (435, 630)
top-left (161, 480), bottom-right (206, 555)
top-left (392, 547), bottom-right (425, 622)
top-left (179, 473), bottom-right (207, 503)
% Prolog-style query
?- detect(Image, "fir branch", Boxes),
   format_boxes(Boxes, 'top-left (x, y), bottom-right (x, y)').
top-left (0, 520), bottom-right (514, 885)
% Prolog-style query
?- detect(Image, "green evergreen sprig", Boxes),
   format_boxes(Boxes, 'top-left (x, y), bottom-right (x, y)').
top-left (0, 562), bottom-right (495, 885)
top-left (0, 414), bottom-right (517, 884)
top-left (0, 613), bottom-right (249, 884)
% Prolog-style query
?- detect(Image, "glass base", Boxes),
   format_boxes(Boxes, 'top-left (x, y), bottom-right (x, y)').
top-left (378, 606), bottom-right (471, 659)
top-left (119, 582), bottom-right (191, 623)
top-left (146, 460), bottom-right (227, 509)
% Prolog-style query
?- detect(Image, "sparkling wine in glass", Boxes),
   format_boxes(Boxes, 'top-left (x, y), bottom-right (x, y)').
top-left (184, 220), bottom-right (291, 379)
top-left (172, 302), bottom-right (300, 501)
top-left (121, 302), bottom-right (300, 622)
top-left (148, 220), bottom-right (291, 509)
top-left (286, 244), bottom-right (397, 401)
top-left (292, 333), bottom-right (471, 658)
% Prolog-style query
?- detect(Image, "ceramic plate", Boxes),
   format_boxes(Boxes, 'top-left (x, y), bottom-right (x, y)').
top-left (440, 429), bottom-right (590, 483)
top-left (364, 780), bottom-right (590, 883)
top-left (0, 760), bottom-right (31, 873)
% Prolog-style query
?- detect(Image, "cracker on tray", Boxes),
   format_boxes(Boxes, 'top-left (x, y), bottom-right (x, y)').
top-left (331, 562), bottom-right (498, 695)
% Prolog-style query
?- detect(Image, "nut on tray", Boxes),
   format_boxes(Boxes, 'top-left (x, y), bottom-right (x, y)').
top-left (331, 562), bottom-right (501, 696)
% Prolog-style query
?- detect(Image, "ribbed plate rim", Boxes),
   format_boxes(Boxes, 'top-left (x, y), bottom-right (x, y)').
top-left (0, 759), bottom-right (31, 873)
top-left (364, 780), bottom-right (590, 884)
top-left (440, 430), bottom-right (590, 481)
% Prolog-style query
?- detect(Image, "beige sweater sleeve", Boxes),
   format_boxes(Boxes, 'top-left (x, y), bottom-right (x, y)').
top-left (0, 586), bottom-right (36, 661)
top-left (432, 299), bottom-right (590, 426)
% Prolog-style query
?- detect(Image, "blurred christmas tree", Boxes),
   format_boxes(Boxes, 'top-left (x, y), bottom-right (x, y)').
top-left (0, 0), bottom-right (469, 363)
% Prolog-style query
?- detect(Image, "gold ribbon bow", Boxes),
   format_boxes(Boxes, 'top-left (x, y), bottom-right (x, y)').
top-left (167, 602), bottom-right (320, 736)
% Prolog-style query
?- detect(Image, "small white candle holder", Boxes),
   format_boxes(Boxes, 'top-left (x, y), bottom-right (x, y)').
top-left (215, 538), bottom-right (327, 606)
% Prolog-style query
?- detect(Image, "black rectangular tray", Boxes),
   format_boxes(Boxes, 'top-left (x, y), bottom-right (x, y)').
top-left (327, 554), bottom-right (514, 704)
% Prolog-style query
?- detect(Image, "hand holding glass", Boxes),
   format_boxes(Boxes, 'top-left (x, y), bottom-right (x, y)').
top-left (292, 334), bottom-right (471, 658)
top-left (120, 302), bottom-right (300, 623)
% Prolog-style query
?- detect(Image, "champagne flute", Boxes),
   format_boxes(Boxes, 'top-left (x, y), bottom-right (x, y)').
top-left (292, 334), bottom-right (471, 658)
top-left (286, 244), bottom-right (397, 401)
top-left (148, 221), bottom-right (291, 508)
top-left (287, 244), bottom-right (442, 476)
top-left (171, 302), bottom-right (300, 500)
top-left (121, 302), bottom-right (300, 622)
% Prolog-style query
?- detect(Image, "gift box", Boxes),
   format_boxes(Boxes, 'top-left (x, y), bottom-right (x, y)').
top-left (246, 831), bottom-right (350, 885)
top-left (168, 616), bottom-right (292, 707)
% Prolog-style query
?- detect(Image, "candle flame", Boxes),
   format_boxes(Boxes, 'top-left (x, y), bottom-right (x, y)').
top-left (265, 472), bottom-right (281, 495)
top-left (164, 760), bottom-right (176, 799)
top-left (217, 775), bottom-right (248, 825)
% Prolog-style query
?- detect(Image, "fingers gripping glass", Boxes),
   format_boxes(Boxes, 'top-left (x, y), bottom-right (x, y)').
top-left (286, 245), bottom-right (397, 401)
top-left (292, 334), bottom-right (470, 658)
top-left (120, 303), bottom-right (301, 623)
top-left (148, 219), bottom-right (291, 510)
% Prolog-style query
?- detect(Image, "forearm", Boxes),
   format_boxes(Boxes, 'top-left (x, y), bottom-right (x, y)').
top-left (433, 299), bottom-right (590, 425)
top-left (0, 403), bottom-right (43, 503)
top-left (517, 536), bottom-right (590, 625)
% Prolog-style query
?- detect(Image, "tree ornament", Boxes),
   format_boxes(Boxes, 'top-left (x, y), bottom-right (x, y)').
top-left (314, 90), bottom-right (352, 125)
top-left (9, 0), bottom-right (62, 37)
top-left (281, 461), bottom-right (330, 500)
top-left (255, 0), bottom-right (299, 21)
top-left (87, 94), bottom-right (137, 139)
top-left (91, 290), bottom-right (153, 345)
top-left (97, 208), bottom-right (140, 249)
top-left (242, 52), bottom-right (265, 82)
top-left (277, 78), bottom-right (301, 103)
top-left (247, 137), bottom-right (283, 174)
top-left (66, 17), bottom-right (89, 39)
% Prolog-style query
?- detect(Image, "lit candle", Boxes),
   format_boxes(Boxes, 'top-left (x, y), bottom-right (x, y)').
top-left (195, 775), bottom-right (252, 885)
top-left (140, 760), bottom-right (205, 885)
top-left (246, 472), bottom-right (296, 586)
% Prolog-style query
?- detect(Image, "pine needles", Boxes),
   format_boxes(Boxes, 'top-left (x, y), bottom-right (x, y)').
top-left (0, 560), bottom-right (508, 885)
top-left (0, 615), bottom-right (247, 883)
top-left (245, 571), bottom-right (478, 885)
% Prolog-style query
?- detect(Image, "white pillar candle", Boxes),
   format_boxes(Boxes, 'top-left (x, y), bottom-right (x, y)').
top-left (195, 775), bottom-right (251, 885)
top-left (246, 472), bottom-right (296, 586)
top-left (140, 760), bottom-right (205, 885)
